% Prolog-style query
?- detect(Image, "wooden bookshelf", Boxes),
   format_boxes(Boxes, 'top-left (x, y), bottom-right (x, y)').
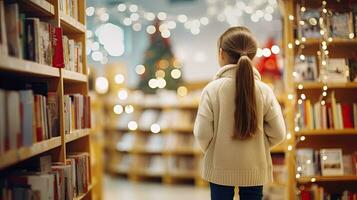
top-left (296, 129), bottom-right (357, 136)
top-left (297, 176), bottom-right (357, 183)
top-left (0, 0), bottom-right (95, 199)
top-left (62, 69), bottom-right (88, 82)
top-left (281, 0), bottom-right (357, 198)
top-left (65, 129), bottom-right (91, 143)
top-left (0, 137), bottom-right (61, 170)
top-left (0, 56), bottom-right (60, 77)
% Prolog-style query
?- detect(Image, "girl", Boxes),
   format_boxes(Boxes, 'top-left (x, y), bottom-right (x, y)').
top-left (194, 26), bottom-right (286, 200)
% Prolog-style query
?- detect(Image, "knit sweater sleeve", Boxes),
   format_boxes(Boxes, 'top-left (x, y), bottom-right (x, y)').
top-left (263, 90), bottom-right (286, 148)
top-left (194, 89), bottom-right (214, 152)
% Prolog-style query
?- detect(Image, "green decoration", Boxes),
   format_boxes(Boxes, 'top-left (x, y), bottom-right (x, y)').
top-left (137, 20), bottom-right (183, 94)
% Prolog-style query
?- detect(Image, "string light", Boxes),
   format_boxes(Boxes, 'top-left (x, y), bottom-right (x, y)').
top-left (128, 121), bottom-right (138, 130)
top-left (114, 74), bottom-right (125, 84)
top-left (113, 104), bottom-right (124, 115)
top-left (150, 124), bottom-right (161, 133)
top-left (125, 105), bottom-right (134, 113)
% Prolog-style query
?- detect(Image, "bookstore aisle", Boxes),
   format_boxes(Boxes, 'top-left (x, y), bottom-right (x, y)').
top-left (1, 0), bottom-right (357, 200)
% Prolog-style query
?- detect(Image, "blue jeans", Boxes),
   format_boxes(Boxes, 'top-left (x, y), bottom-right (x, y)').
top-left (209, 182), bottom-right (263, 200)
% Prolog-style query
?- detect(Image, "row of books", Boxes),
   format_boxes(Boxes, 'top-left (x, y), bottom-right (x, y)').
top-left (0, 153), bottom-right (90, 200)
top-left (0, 2), bottom-right (83, 73)
top-left (0, 89), bottom-right (59, 153)
top-left (300, 185), bottom-right (356, 200)
top-left (115, 154), bottom-right (197, 174)
top-left (60, 0), bottom-right (79, 20)
top-left (297, 5), bottom-right (357, 39)
top-left (296, 148), bottom-right (357, 177)
top-left (115, 109), bottom-right (195, 131)
top-left (62, 36), bottom-right (83, 73)
top-left (296, 92), bottom-right (357, 130)
top-left (64, 94), bottom-right (91, 134)
top-left (294, 57), bottom-right (357, 83)
top-left (115, 132), bottom-right (197, 152)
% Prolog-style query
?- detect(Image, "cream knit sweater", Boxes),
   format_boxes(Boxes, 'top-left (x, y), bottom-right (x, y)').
top-left (194, 64), bottom-right (286, 187)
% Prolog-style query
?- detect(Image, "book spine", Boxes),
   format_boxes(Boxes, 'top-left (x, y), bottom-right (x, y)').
top-left (52, 27), bottom-right (64, 68)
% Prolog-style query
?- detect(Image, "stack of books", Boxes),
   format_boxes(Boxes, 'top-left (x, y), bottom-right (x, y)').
top-left (0, 153), bottom-right (90, 200)
top-left (0, 89), bottom-right (59, 153)
top-left (296, 92), bottom-right (357, 130)
top-left (59, 0), bottom-right (79, 20)
top-left (63, 94), bottom-right (91, 134)
top-left (62, 36), bottom-right (83, 73)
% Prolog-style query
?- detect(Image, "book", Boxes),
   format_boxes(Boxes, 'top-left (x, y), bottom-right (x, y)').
top-left (47, 92), bottom-right (59, 137)
top-left (343, 155), bottom-right (354, 175)
top-left (347, 58), bottom-right (357, 82)
top-left (67, 152), bottom-right (90, 195)
top-left (341, 104), bottom-right (353, 128)
top-left (320, 148), bottom-right (344, 176)
top-left (328, 12), bottom-right (354, 39)
top-left (353, 152), bottom-right (357, 175)
top-left (294, 56), bottom-right (317, 82)
top-left (0, 1), bottom-right (7, 55)
top-left (19, 90), bottom-right (34, 147)
top-left (39, 21), bottom-right (52, 66)
top-left (296, 148), bottom-right (315, 176)
top-left (297, 7), bottom-right (321, 39)
top-left (6, 91), bottom-right (21, 150)
top-left (52, 27), bottom-right (64, 68)
top-left (0, 89), bottom-right (5, 153)
top-left (321, 58), bottom-right (348, 83)
top-left (5, 3), bottom-right (21, 57)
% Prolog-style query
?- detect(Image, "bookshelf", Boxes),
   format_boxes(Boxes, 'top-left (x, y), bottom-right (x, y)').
top-left (0, 0), bottom-right (97, 199)
top-left (281, 0), bottom-right (357, 198)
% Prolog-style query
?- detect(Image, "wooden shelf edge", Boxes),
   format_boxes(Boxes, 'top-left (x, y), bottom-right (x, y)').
top-left (65, 129), bottom-right (90, 143)
top-left (73, 183), bottom-right (93, 200)
top-left (297, 175), bottom-right (357, 183)
top-left (26, 0), bottom-right (55, 16)
top-left (296, 129), bottom-right (357, 136)
top-left (0, 137), bottom-right (62, 170)
top-left (294, 82), bottom-right (357, 89)
top-left (60, 12), bottom-right (86, 33)
top-left (0, 56), bottom-right (60, 77)
top-left (62, 69), bottom-right (88, 83)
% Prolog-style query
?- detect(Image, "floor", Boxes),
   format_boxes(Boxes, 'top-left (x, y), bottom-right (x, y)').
top-left (104, 176), bottom-right (210, 200)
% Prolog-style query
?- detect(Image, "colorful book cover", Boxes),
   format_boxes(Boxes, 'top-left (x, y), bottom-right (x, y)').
top-left (52, 27), bottom-right (64, 68)
top-left (328, 12), bottom-right (353, 38)
top-left (320, 148), bottom-right (344, 176)
top-left (322, 58), bottom-right (348, 83)
top-left (294, 56), bottom-right (318, 82)
top-left (25, 18), bottom-right (36, 61)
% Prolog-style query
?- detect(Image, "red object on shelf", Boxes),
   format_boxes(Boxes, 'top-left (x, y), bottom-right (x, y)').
top-left (341, 104), bottom-right (354, 128)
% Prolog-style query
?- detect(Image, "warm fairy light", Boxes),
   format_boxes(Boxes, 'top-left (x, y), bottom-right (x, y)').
top-left (157, 78), bottom-right (167, 89)
top-left (322, 91), bottom-right (327, 97)
top-left (320, 30), bottom-right (325, 35)
top-left (287, 133), bottom-right (292, 140)
top-left (300, 94), bottom-right (306, 100)
top-left (323, 85), bottom-right (328, 91)
top-left (288, 15), bottom-right (294, 21)
top-left (288, 145), bottom-right (293, 151)
top-left (300, 6), bottom-right (306, 12)
top-left (349, 33), bottom-right (355, 39)
top-left (295, 126), bottom-right (300, 132)
top-left (299, 54), bottom-right (305, 60)
top-left (95, 77), bottom-right (109, 94)
top-left (117, 89), bottom-right (128, 100)
top-left (301, 37), bottom-right (306, 42)
top-left (288, 94), bottom-right (294, 100)
top-left (113, 104), bottom-right (124, 115)
top-left (125, 105), bottom-right (134, 113)
top-left (311, 178), bottom-right (316, 182)
top-left (156, 70), bottom-right (165, 78)
top-left (300, 136), bottom-right (306, 141)
top-left (298, 84), bottom-right (304, 90)
top-left (148, 78), bottom-right (158, 88)
top-left (177, 86), bottom-right (188, 97)
top-left (321, 100), bottom-right (326, 106)
top-left (306, 159), bottom-right (311, 164)
top-left (299, 20), bottom-right (305, 26)
top-left (296, 173), bottom-right (301, 178)
top-left (295, 40), bottom-right (300, 45)
top-left (288, 43), bottom-right (293, 49)
top-left (135, 65), bottom-right (146, 75)
top-left (322, 8), bottom-right (327, 13)
top-left (328, 37), bottom-right (333, 42)
top-left (157, 12), bottom-right (167, 20)
top-left (171, 69), bottom-right (182, 79)
top-left (114, 74), bottom-right (125, 84)
top-left (321, 60), bottom-right (326, 66)
top-left (297, 166), bottom-right (302, 171)
top-left (129, 4), bottom-right (138, 12)
top-left (323, 155), bottom-right (328, 160)
top-left (117, 4), bottom-right (126, 12)
top-left (150, 123), bottom-right (161, 133)
top-left (298, 99), bottom-right (303, 104)
top-left (271, 45), bottom-right (280, 54)
top-left (146, 25), bottom-right (156, 34)
top-left (128, 121), bottom-right (138, 130)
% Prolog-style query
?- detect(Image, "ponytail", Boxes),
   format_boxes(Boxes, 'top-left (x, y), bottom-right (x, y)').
top-left (218, 26), bottom-right (258, 140)
top-left (233, 55), bottom-right (257, 139)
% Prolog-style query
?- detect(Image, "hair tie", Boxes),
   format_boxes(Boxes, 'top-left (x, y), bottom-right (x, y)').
top-left (240, 52), bottom-right (247, 56)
